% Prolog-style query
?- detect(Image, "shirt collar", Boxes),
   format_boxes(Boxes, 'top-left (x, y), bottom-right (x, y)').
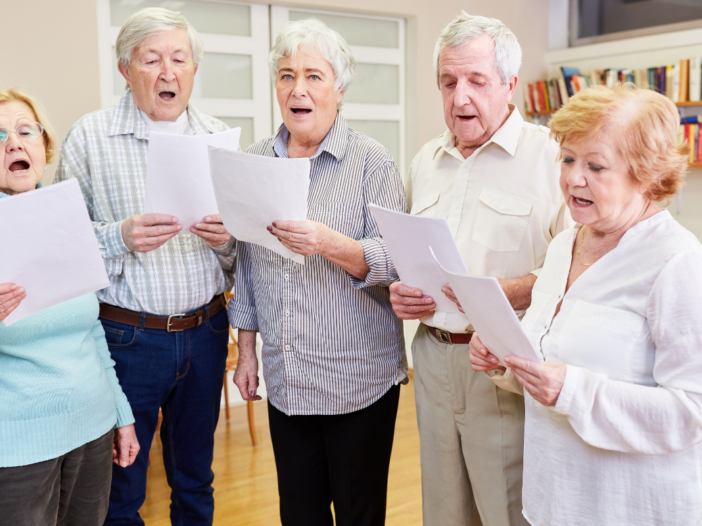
top-left (433, 103), bottom-right (523, 161)
top-left (107, 90), bottom-right (219, 139)
top-left (271, 112), bottom-right (349, 161)
top-left (0, 181), bottom-right (44, 199)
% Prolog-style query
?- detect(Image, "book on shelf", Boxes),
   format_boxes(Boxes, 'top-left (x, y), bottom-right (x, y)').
top-left (525, 56), bottom-right (702, 117)
top-left (679, 123), bottom-right (702, 164)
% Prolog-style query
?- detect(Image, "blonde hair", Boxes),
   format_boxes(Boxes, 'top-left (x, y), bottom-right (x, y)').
top-left (549, 84), bottom-right (687, 201)
top-left (0, 88), bottom-right (57, 164)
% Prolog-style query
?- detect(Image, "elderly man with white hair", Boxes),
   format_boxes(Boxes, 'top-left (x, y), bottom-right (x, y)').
top-left (229, 18), bottom-right (408, 526)
top-left (56, 8), bottom-right (234, 525)
top-left (389, 12), bottom-right (570, 526)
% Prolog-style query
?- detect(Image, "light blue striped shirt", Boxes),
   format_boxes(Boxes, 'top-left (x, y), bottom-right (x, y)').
top-left (230, 114), bottom-right (408, 415)
top-left (56, 92), bottom-right (235, 314)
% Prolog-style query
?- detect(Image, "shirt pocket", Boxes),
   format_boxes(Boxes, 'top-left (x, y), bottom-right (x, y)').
top-left (472, 189), bottom-right (533, 252)
top-left (410, 190), bottom-right (440, 216)
top-left (557, 300), bottom-right (645, 381)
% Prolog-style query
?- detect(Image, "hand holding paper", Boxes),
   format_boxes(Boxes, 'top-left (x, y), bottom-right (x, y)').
top-left (431, 248), bottom-right (540, 364)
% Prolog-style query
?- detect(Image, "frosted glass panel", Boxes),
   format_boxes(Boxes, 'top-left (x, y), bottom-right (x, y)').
top-left (346, 120), bottom-right (400, 164)
top-left (344, 63), bottom-right (399, 104)
top-left (112, 47), bottom-right (127, 96)
top-left (110, 0), bottom-right (250, 36)
top-left (288, 11), bottom-right (398, 48)
top-left (216, 117), bottom-right (254, 150)
top-left (197, 52), bottom-right (252, 99)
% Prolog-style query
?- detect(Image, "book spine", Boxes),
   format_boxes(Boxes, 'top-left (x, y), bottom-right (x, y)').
top-left (690, 57), bottom-right (702, 102)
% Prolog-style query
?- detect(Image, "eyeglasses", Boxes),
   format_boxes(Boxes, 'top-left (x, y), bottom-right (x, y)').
top-left (0, 123), bottom-right (45, 145)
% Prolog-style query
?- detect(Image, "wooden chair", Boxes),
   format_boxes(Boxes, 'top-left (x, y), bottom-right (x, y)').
top-left (223, 292), bottom-right (258, 446)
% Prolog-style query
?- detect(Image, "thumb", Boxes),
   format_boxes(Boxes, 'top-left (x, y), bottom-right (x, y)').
top-left (118, 437), bottom-right (130, 467)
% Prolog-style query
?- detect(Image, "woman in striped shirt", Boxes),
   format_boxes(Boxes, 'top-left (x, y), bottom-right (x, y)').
top-left (228, 18), bottom-right (408, 526)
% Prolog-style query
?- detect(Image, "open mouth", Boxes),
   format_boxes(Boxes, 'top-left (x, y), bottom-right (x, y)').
top-left (159, 91), bottom-right (176, 100)
top-left (9, 160), bottom-right (30, 172)
top-left (458, 115), bottom-right (476, 121)
top-left (572, 196), bottom-right (593, 207)
top-left (291, 107), bottom-right (312, 115)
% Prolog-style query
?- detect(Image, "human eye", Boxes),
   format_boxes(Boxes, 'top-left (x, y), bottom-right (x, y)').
top-left (562, 156), bottom-right (574, 164)
top-left (281, 74), bottom-right (293, 80)
top-left (309, 74), bottom-right (320, 80)
top-left (16, 124), bottom-right (35, 137)
top-left (588, 163), bottom-right (604, 172)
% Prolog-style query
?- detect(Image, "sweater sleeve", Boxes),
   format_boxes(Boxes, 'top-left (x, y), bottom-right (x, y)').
top-left (90, 320), bottom-right (135, 428)
top-left (554, 248), bottom-right (702, 454)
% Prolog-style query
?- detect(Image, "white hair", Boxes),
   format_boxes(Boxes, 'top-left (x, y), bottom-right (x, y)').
top-left (433, 11), bottom-right (522, 87)
top-left (269, 18), bottom-right (356, 93)
top-left (115, 7), bottom-right (204, 67)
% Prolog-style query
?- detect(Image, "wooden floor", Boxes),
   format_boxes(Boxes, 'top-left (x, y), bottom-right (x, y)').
top-left (140, 378), bottom-right (423, 525)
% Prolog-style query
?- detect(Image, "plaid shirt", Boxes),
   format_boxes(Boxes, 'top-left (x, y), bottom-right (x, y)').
top-left (56, 92), bottom-right (235, 315)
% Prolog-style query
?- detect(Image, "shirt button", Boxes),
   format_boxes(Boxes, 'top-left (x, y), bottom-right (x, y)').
top-left (284, 344), bottom-right (290, 351)
top-left (285, 310), bottom-right (290, 316)
top-left (284, 274), bottom-right (290, 280)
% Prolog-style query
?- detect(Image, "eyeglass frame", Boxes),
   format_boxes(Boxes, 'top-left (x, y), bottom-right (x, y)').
top-left (0, 122), bottom-right (46, 145)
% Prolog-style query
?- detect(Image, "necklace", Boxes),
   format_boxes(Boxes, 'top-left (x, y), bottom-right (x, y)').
top-left (577, 200), bottom-right (651, 267)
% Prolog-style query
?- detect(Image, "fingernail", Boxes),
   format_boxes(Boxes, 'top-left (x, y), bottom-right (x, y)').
top-left (505, 357), bottom-right (512, 363)
top-left (9, 285), bottom-right (17, 291)
top-left (272, 222), bottom-right (277, 227)
top-left (176, 225), bottom-right (182, 230)
top-left (18, 287), bottom-right (25, 294)
top-left (249, 391), bottom-right (255, 397)
top-left (172, 217), bottom-right (178, 222)
top-left (266, 226), bottom-right (272, 232)
top-left (490, 356), bottom-right (497, 362)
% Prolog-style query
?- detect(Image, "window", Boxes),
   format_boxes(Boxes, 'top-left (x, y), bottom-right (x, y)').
top-left (271, 7), bottom-right (406, 173)
top-left (97, 0), bottom-right (272, 149)
top-left (97, 1), bottom-right (406, 169)
top-left (571, 0), bottom-right (702, 46)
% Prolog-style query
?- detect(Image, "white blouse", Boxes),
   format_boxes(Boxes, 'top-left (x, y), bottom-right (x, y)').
top-left (520, 210), bottom-right (702, 526)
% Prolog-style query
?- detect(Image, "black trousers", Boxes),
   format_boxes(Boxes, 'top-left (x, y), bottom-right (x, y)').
top-left (268, 384), bottom-right (401, 526)
top-left (0, 429), bottom-right (113, 526)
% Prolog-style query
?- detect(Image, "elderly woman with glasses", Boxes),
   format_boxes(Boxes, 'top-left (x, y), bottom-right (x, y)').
top-left (0, 88), bottom-right (137, 526)
top-left (229, 18), bottom-right (408, 526)
top-left (471, 85), bottom-right (702, 525)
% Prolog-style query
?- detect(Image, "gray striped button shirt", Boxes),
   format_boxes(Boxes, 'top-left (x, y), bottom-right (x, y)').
top-left (56, 92), bottom-right (235, 314)
top-left (229, 113), bottom-right (408, 415)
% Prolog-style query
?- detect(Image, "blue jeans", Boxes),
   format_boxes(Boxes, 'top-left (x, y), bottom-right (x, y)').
top-left (101, 305), bottom-right (229, 526)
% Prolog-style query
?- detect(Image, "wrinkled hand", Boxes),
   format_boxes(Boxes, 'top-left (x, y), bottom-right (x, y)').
top-left (121, 214), bottom-right (182, 252)
top-left (469, 334), bottom-right (506, 372)
top-left (191, 214), bottom-right (232, 248)
top-left (389, 281), bottom-right (436, 320)
top-left (0, 283), bottom-right (25, 323)
top-left (441, 284), bottom-right (464, 314)
top-left (504, 356), bottom-right (566, 406)
top-left (233, 353), bottom-right (262, 402)
top-left (113, 424), bottom-right (140, 467)
top-left (268, 220), bottom-right (331, 257)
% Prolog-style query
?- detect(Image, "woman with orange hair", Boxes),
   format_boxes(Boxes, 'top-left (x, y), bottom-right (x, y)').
top-left (470, 85), bottom-right (702, 525)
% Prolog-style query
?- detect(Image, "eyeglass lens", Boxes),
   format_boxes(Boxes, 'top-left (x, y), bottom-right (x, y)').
top-left (0, 123), bottom-right (44, 144)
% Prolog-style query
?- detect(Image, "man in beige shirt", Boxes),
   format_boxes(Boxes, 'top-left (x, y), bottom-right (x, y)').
top-left (390, 12), bottom-right (569, 526)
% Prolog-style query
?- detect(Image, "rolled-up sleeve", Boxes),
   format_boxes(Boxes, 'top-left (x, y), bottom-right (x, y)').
top-left (349, 159), bottom-right (408, 289)
top-left (229, 241), bottom-right (258, 331)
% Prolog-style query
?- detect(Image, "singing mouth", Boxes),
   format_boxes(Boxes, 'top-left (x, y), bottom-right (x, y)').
top-left (159, 91), bottom-right (176, 100)
top-left (458, 115), bottom-right (476, 121)
top-left (573, 196), bottom-right (593, 206)
top-left (291, 107), bottom-right (312, 114)
top-left (9, 160), bottom-right (30, 172)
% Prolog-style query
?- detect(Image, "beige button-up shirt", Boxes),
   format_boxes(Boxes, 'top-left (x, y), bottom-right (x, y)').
top-left (404, 106), bottom-right (570, 333)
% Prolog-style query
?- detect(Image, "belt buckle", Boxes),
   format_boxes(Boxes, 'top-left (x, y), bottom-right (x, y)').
top-left (167, 313), bottom-right (187, 332)
top-left (435, 328), bottom-right (452, 344)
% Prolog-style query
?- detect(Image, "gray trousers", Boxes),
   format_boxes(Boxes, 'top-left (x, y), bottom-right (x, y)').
top-left (0, 429), bottom-right (113, 526)
top-left (412, 325), bottom-right (528, 526)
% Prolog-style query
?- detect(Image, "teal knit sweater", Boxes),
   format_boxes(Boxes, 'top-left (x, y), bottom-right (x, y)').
top-left (0, 185), bottom-right (134, 467)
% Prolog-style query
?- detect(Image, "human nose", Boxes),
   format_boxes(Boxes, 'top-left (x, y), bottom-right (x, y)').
top-left (454, 79), bottom-right (472, 107)
top-left (159, 60), bottom-right (176, 83)
top-left (4, 131), bottom-right (24, 151)
top-left (565, 161), bottom-right (587, 188)
top-left (291, 77), bottom-right (307, 97)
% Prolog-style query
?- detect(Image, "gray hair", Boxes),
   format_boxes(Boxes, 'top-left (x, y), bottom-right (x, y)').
top-left (269, 18), bottom-right (356, 93)
top-left (116, 7), bottom-right (204, 67)
top-left (433, 11), bottom-right (522, 87)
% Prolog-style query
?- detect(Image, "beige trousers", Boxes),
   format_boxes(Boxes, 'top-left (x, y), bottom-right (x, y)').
top-left (412, 324), bottom-right (527, 526)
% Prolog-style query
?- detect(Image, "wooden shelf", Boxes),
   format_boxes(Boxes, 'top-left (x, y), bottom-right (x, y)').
top-left (677, 101), bottom-right (702, 108)
top-left (691, 163), bottom-right (702, 169)
top-left (526, 111), bottom-right (557, 117)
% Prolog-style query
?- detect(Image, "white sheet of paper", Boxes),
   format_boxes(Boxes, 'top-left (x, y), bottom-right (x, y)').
top-left (0, 179), bottom-right (110, 326)
top-left (208, 147), bottom-right (310, 265)
top-left (144, 127), bottom-right (241, 229)
top-left (369, 204), bottom-right (467, 313)
top-left (431, 249), bottom-right (540, 363)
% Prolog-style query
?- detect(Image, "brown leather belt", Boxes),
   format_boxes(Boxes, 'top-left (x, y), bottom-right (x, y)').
top-left (427, 326), bottom-right (474, 345)
top-left (99, 294), bottom-right (226, 332)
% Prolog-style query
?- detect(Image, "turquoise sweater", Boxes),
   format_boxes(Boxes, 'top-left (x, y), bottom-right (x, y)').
top-left (0, 185), bottom-right (134, 467)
